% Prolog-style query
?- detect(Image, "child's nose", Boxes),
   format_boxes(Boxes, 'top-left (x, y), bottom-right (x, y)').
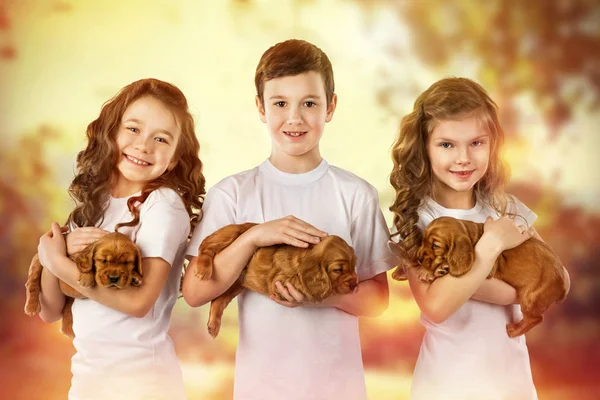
top-left (133, 135), bottom-right (152, 153)
top-left (286, 106), bottom-right (302, 125)
top-left (455, 147), bottom-right (471, 165)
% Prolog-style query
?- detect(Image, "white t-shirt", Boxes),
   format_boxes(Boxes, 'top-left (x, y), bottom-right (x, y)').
top-left (187, 159), bottom-right (396, 400)
top-left (69, 188), bottom-right (190, 400)
top-left (410, 197), bottom-right (538, 400)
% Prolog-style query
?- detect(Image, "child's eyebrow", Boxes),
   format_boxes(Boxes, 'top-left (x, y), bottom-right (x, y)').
top-left (434, 134), bottom-right (489, 142)
top-left (123, 118), bottom-right (144, 125)
top-left (268, 95), bottom-right (322, 100)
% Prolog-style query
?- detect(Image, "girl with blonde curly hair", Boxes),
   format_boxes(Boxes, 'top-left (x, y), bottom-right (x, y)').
top-left (389, 77), bottom-right (568, 399)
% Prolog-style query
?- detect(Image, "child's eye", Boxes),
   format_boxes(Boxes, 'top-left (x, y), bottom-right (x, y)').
top-left (304, 101), bottom-right (316, 107)
top-left (440, 142), bottom-right (452, 149)
top-left (472, 140), bottom-right (483, 146)
top-left (274, 101), bottom-right (286, 107)
top-left (127, 127), bottom-right (140, 134)
top-left (154, 137), bottom-right (168, 144)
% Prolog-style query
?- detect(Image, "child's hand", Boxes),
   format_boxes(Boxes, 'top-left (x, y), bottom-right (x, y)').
top-left (481, 216), bottom-right (533, 254)
top-left (38, 223), bottom-right (68, 272)
top-left (270, 281), bottom-right (309, 308)
top-left (66, 227), bottom-right (109, 256)
top-left (248, 216), bottom-right (327, 248)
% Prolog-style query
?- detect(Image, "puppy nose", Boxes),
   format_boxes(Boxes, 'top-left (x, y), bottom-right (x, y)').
top-left (109, 275), bottom-right (119, 284)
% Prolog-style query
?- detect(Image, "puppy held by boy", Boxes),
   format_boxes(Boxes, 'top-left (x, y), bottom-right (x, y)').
top-left (415, 216), bottom-right (568, 338)
top-left (25, 231), bottom-right (142, 338)
top-left (191, 222), bottom-right (358, 337)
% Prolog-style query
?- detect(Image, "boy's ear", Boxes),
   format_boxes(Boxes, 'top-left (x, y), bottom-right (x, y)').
top-left (255, 95), bottom-right (267, 123)
top-left (325, 93), bottom-right (337, 123)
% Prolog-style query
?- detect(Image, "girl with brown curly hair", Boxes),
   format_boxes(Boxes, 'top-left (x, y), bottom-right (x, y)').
top-left (37, 78), bottom-right (205, 400)
top-left (389, 77), bottom-right (568, 399)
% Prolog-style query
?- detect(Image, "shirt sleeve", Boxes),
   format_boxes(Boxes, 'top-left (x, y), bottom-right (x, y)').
top-left (186, 186), bottom-right (237, 258)
top-left (350, 192), bottom-right (398, 281)
top-left (135, 190), bottom-right (190, 266)
top-left (509, 196), bottom-right (538, 227)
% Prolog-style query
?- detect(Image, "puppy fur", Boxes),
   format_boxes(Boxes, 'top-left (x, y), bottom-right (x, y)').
top-left (192, 223), bottom-right (358, 337)
top-left (24, 232), bottom-right (142, 337)
top-left (416, 216), bottom-right (568, 337)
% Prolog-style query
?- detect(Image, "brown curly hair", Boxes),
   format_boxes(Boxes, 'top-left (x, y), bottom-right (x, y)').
top-left (389, 77), bottom-right (511, 280)
top-left (67, 78), bottom-right (205, 235)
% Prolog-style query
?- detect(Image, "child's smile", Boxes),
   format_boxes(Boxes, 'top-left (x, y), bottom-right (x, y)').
top-left (257, 71), bottom-right (336, 173)
top-left (113, 95), bottom-right (181, 197)
top-left (427, 115), bottom-right (490, 208)
top-left (124, 154), bottom-right (152, 166)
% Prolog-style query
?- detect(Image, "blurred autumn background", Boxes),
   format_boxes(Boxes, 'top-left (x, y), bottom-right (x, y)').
top-left (1, 1), bottom-right (599, 399)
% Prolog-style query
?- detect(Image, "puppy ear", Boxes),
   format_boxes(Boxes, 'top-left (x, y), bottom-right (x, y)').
top-left (133, 245), bottom-right (143, 277)
top-left (446, 230), bottom-right (475, 276)
top-left (299, 256), bottom-right (332, 302)
top-left (74, 242), bottom-right (95, 273)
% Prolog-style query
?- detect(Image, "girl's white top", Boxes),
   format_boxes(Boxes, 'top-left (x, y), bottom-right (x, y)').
top-left (409, 197), bottom-right (538, 400)
top-left (69, 188), bottom-right (189, 400)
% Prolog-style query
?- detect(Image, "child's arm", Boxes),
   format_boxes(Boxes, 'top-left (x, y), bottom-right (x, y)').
top-left (38, 267), bottom-right (67, 323)
top-left (409, 216), bottom-right (533, 324)
top-left (182, 216), bottom-right (327, 307)
top-left (272, 271), bottom-right (389, 317)
top-left (39, 223), bottom-right (171, 318)
top-left (471, 278), bottom-right (518, 305)
top-left (470, 227), bottom-right (570, 305)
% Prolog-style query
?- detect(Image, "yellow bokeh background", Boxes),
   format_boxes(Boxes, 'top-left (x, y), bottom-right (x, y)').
top-left (2, 1), bottom-right (599, 399)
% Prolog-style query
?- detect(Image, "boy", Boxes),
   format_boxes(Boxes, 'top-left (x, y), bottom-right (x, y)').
top-left (182, 39), bottom-right (395, 400)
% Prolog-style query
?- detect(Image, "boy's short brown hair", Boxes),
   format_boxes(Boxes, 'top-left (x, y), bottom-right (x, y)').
top-left (255, 39), bottom-right (335, 106)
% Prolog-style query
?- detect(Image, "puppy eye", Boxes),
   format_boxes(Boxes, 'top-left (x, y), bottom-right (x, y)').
top-left (432, 243), bottom-right (440, 249)
top-left (331, 268), bottom-right (343, 273)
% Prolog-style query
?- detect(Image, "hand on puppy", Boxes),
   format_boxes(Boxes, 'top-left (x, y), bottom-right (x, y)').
top-left (37, 223), bottom-right (69, 273)
top-left (66, 227), bottom-right (109, 256)
top-left (271, 281), bottom-right (312, 308)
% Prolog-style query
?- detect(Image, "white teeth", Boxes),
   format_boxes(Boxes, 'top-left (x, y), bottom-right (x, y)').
top-left (126, 155), bottom-right (149, 166)
top-left (286, 132), bottom-right (305, 137)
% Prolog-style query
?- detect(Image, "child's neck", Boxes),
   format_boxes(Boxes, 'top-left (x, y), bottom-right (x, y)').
top-left (269, 151), bottom-right (322, 174)
top-left (431, 187), bottom-right (476, 210)
top-left (111, 178), bottom-right (143, 199)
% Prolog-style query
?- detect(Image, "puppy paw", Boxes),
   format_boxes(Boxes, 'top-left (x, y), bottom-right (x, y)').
top-left (193, 255), bottom-right (213, 280)
top-left (131, 272), bottom-right (142, 287)
top-left (24, 300), bottom-right (41, 316)
top-left (194, 267), bottom-right (213, 280)
top-left (417, 268), bottom-right (435, 283)
top-left (434, 265), bottom-right (449, 277)
top-left (506, 323), bottom-right (521, 338)
top-left (78, 272), bottom-right (96, 288)
top-left (60, 326), bottom-right (75, 339)
top-left (391, 266), bottom-right (408, 281)
top-left (207, 319), bottom-right (221, 338)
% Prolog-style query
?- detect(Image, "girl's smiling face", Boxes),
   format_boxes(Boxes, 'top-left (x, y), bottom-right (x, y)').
top-left (427, 115), bottom-right (491, 208)
top-left (113, 95), bottom-right (181, 197)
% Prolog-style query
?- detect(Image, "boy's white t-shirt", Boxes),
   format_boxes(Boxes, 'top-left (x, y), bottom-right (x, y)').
top-left (409, 197), bottom-right (538, 400)
top-left (69, 188), bottom-right (190, 400)
top-left (187, 159), bottom-right (396, 400)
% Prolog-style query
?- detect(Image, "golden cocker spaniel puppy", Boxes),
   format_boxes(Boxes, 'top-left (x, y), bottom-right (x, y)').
top-left (24, 231), bottom-right (142, 338)
top-left (191, 223), bottom-right (358, 337)
top-left (416, 216), bottom-right (568, 337)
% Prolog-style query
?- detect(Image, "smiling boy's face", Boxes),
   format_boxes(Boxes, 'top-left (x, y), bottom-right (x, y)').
top-left (257, 71), bottom-right (337, 172)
